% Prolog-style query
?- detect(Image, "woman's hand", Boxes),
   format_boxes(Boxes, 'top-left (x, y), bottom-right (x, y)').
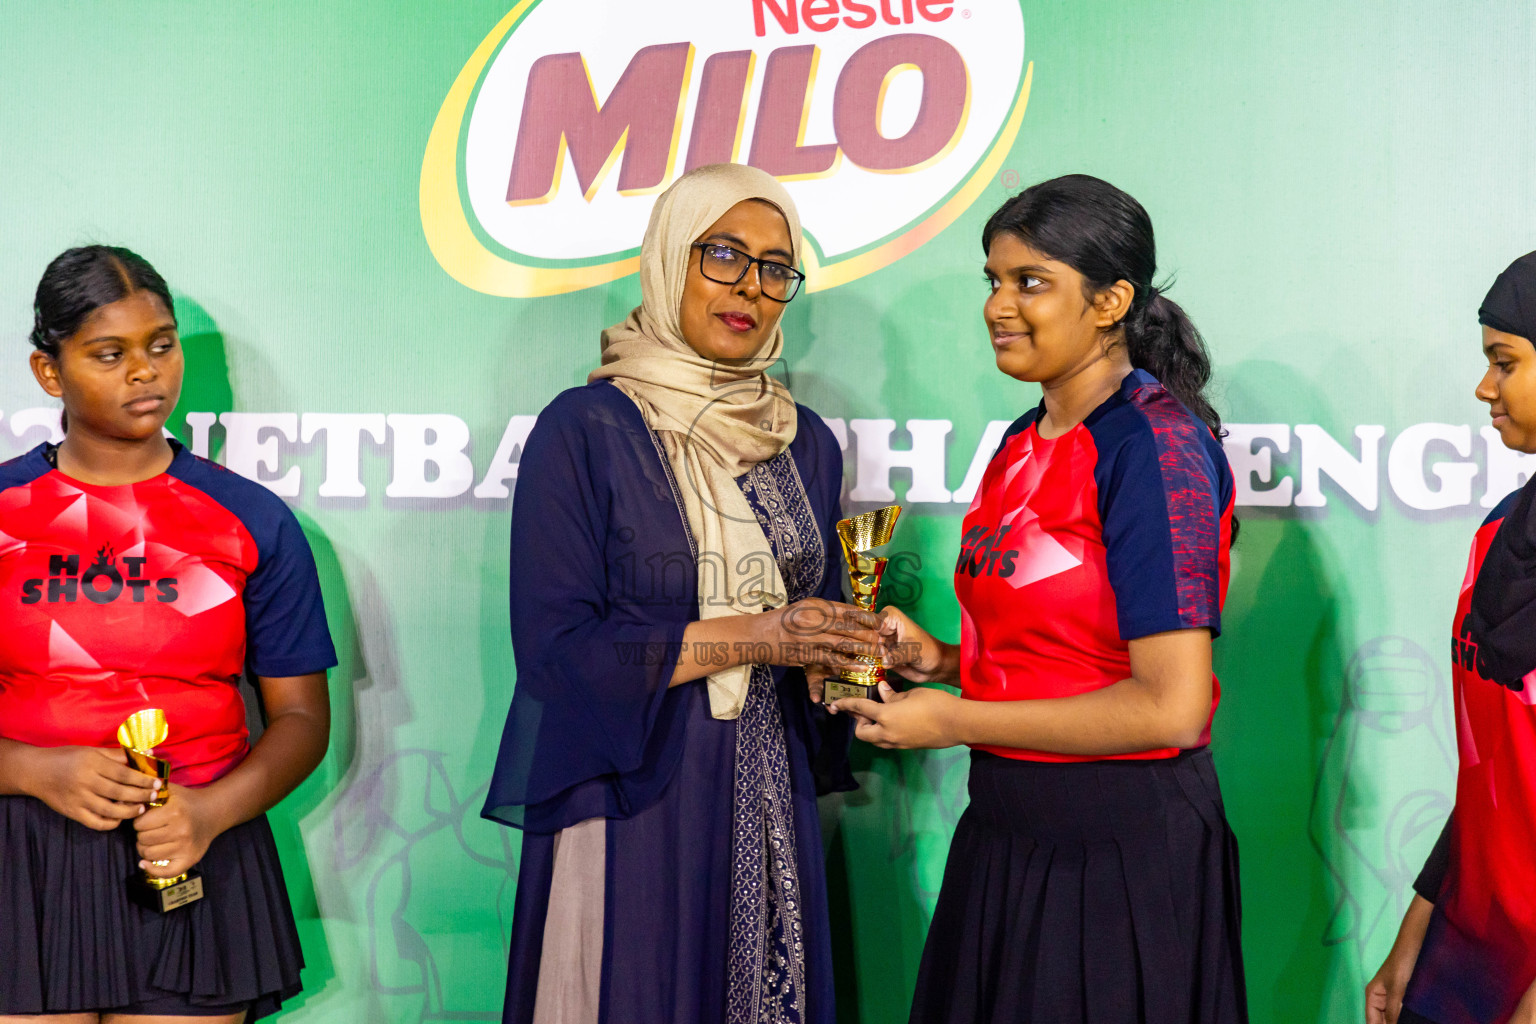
top-left (805, 664), bottom-right (836, 704)
top-left (135, 784), bottom-right (223, 879)
top-left (829, 681), bottom-right (968, 749)
top-left (780, 599), bottom-right (881, 703)
top-left (16, 744), bottom-right (160, 831)
top-left (877, 607), bottom-right (960, 685)
top-left (673, 600), bottom-right (882, 689)
top-left (768, 597), bottom-right (884, 673)
top-left (1365, 894), bottom-right (1433, 1024)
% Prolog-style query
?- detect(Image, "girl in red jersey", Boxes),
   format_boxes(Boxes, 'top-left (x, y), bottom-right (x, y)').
top-left (0, 247), bottom-right (336, 1022)
top-left (830, 176), bottom-right (1246, 1023)
top-left (1366, 252), bottom-right (1536, 1024)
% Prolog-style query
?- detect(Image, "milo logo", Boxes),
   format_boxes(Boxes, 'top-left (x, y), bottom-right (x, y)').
top-left (421, 0), bottom-right (1029, 296)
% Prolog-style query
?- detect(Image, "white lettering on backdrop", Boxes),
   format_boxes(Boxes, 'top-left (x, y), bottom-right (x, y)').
top-left (1, 408), bottom-right (1532, 511)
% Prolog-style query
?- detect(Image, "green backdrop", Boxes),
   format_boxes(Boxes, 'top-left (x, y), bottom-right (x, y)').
top-left (2, 2), bottom-right (1534, 1021)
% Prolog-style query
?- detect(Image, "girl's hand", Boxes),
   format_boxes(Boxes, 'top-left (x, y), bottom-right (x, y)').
top-left (877, 607), bottom-right (957, 685)
top-left (1365, 895), bottom-right (1433, 1024)
top-left (829, 682), bottom-right (967, 749)
top-left (26, 745), bottom-right (160, 831)
top-left (135, 785), bottom-right (223, 879)
top-left (1510, 979), bottom-right (1536, 1024)
top-left (1364, 955), bottom-right (1413, 1024)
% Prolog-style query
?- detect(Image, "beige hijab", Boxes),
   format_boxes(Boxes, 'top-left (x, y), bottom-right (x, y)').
top-left (590, 164), bottom-right (802, 720)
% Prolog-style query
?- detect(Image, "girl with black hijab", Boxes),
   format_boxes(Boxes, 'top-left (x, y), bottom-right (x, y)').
top-left (1366, 251), bottom-right (1536, 1024)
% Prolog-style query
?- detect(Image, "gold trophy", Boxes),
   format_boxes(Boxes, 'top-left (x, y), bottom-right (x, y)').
top-left (118, 710), bottom-right (205, 912)
top-left (824, 504), bottom-right (902, 704)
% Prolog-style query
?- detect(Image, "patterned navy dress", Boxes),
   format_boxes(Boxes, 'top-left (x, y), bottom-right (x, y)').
top-left (484, 379), bottom-right (852, 1024)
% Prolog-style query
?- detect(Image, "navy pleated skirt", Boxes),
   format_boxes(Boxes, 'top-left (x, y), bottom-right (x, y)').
top-left (0, 795), bottom-right (304, 1018)
top-left (909, 749), bottom-right (1248, 1024)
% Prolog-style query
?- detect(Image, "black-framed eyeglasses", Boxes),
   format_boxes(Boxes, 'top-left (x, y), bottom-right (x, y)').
top-left (692, 242), bottom-right (804, 302)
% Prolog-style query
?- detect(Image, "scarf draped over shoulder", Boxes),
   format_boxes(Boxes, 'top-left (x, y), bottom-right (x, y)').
top-left (589, 163), bottom-right (804, 719)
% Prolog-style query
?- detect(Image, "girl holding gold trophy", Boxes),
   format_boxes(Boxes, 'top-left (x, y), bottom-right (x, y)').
top-left (832, 176), bottom-right (1248, 1023)
top-left (0, 247), bottom-right (336, 1022)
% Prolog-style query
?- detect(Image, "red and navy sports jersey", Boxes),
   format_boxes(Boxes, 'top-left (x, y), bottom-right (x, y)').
top-left (1405, 489), bottom-right (1536, 1024)
top-left (955, 369), bottom-right (1234, 762)
top-left (0, 441), bottom-right (337, 787)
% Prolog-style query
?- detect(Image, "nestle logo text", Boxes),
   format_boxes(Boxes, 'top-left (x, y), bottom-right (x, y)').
top-left (752, 0), bottom-right (955, 36)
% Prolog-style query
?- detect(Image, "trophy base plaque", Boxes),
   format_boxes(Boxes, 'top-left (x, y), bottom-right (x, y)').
top-left (824, 679), bottom-right (882, 703)
top-left (127, 869), bottom-right (205, 913)
top-left (824, 658), bottom-right (886, 704)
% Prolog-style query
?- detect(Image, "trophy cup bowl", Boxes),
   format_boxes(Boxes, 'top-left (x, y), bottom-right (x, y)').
top-left (118, 709), bottom-right (171, 806)
top-left (118, 709), bottom-right (205, 912)
top-left (823, 504), bottom-right (902, 704)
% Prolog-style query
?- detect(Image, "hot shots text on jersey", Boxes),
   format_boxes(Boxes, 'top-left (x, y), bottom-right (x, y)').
top-left (19, 548), bottom-right (178, 605)
top-left (955, 524), bottom-right (1019, 578)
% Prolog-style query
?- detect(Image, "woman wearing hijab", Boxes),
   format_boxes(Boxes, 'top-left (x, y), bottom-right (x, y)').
top-left (1366, 251), bottom-right (1536, 1024)
top-left (482, 163), bottom-right (880, 1024)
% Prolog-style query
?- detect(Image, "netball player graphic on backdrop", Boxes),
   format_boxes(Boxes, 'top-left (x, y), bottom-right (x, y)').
top-left (1367, 252), bottom-right (1536, 1024)
top-left (1312, 637), bottom-right (1455, 965)
top-left (0, 246), bottom-right (336, 1021)
top-left (331, 749), bottom-right (517, 1022)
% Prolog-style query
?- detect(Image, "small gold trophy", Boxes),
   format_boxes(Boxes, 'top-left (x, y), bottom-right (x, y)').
top-left (824, 504), bottom-right (902, 704)
top-left (118, 709), bottom-right (205, 913)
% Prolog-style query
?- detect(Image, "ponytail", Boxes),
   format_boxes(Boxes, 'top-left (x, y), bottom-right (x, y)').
top-left (1124, 288), bottom-right (1222, 440)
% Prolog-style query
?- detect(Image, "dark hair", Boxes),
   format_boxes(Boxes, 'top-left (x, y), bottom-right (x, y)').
top-left (982, 174), bottom-right (1223, 440)
top-left (30, 245), bottom-right (175, 358)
